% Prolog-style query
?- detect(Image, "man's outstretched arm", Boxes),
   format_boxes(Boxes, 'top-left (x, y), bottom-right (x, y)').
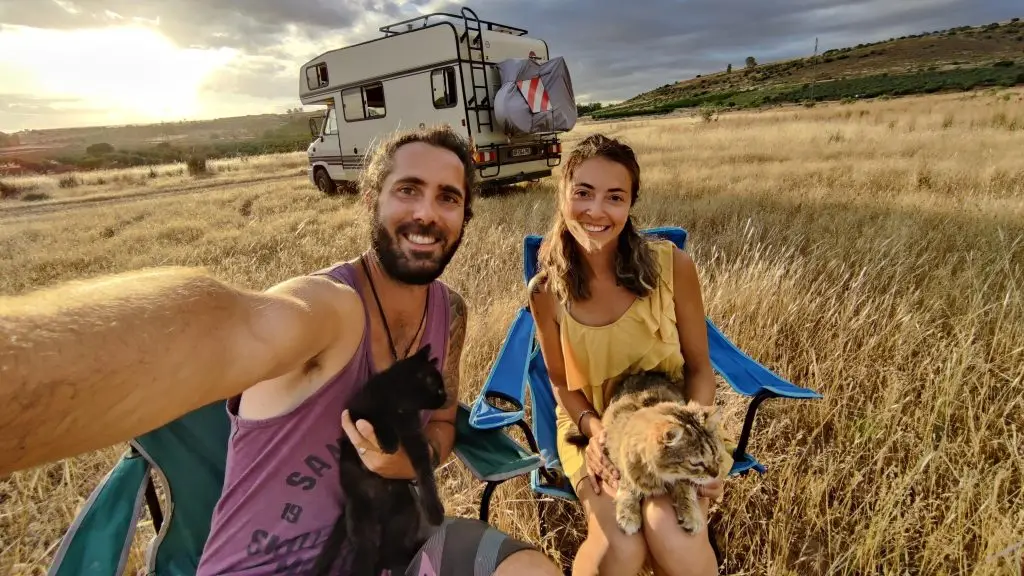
top-left (0, 266), bottom-right (351, 476)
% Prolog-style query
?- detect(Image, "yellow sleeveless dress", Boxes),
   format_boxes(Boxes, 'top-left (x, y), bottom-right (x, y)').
top-left (553, 239), bottom-right (686, 493)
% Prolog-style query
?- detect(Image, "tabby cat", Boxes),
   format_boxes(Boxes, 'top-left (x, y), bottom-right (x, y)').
top-left (566, 370), bottom-right (728, 535)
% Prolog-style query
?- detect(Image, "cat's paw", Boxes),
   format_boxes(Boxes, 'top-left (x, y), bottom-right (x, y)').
top-left (615, 504), bottom-right (643, 535)
top-left (677, 509), bottom-right (704, 534)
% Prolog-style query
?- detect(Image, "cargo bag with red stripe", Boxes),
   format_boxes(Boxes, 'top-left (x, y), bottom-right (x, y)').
top-left (494, 56), bottom-right (577, 136)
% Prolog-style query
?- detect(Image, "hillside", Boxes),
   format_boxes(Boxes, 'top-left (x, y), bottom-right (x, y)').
top-left (0, 111), bottom-right (320, 176)
top-left (594, 17), bottom-right (1024, 119)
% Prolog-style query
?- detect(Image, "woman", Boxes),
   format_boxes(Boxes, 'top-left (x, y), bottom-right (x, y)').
top-left (527, 134), bottom-right (723, 576)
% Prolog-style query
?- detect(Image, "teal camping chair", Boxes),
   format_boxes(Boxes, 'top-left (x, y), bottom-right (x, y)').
top-left (467, 226), bottom-right (823, 561)
top-left (47, 402), bottom-right (543, 575)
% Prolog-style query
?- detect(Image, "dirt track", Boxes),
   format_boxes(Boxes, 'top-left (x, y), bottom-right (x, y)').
top-left (0, 173), bottom-right (302, 223)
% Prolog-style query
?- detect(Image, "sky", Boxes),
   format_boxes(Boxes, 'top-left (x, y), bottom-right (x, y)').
top-left (0, 0), bottom-right (1019, 132)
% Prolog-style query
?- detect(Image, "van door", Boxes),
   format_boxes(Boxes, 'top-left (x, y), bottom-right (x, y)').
top-left (310, 107), bottom-right (344, 187)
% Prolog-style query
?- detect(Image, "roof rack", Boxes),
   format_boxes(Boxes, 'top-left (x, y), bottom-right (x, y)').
top-left (379, 10), bottom-right (528, 37)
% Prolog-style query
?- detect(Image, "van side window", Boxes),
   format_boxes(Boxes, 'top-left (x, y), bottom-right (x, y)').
top-left (431, 67), bottom-right (457, 109)
top-left (324, 108), bottom-right (338, 135)
top-left (342, 82), bottom-right (387, 121)
top-left (306, 63), bottom-right (328, 90)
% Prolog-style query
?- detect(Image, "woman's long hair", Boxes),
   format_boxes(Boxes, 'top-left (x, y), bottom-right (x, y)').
top-left (536, 134), bottom-right (659, 306)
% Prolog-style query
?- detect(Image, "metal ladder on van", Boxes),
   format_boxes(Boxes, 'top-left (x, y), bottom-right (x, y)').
top-left (461, 7), bottom-right (493, 133)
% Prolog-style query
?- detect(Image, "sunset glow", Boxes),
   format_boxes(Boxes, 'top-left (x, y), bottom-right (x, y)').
top-left (0, 24), bottom-right (237, 128)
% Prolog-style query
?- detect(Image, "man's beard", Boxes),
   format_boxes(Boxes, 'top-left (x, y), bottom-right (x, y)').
top-left (370, 212), bottom-right (463, 285)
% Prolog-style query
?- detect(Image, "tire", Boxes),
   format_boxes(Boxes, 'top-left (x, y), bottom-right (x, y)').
top-left (314, 167), bottom-right (338, 195)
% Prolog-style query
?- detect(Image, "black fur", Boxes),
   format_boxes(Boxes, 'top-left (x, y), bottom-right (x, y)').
top-left (312, 344), bottom-right (448, 576)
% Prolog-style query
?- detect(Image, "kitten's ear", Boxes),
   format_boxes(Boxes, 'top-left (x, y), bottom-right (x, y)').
top-left (704, 406), bottom-right (723, 431)
top-left (417, 343), bottom-right (432, 358)
top-left (662, 426), bottom-right (683, 446)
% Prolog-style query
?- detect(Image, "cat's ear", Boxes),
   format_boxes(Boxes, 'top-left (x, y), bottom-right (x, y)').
top-left (417, 343), bottom-right (432, 358)
top-left (703, 406), bottom-right (723, 431)
top-left (661, 426), bottom-right (683, 446)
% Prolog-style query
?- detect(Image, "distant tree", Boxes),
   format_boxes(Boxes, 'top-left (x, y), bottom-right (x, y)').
top-left (86, 142), bottom-right (114, 155)
top-left (727, 63), bottom-right (733, 73)
top-left (745, 56), bottom-right (757, 68)
top-left (576, 102), bottom-right (604, 115)
top-left (0, 131), bottom-right (19, 147)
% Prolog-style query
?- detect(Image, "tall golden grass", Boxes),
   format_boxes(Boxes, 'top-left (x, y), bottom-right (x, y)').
top-left (0, 152), bottom-right (310, 205)
top-left (1, 89), bottom-right (1022, 575)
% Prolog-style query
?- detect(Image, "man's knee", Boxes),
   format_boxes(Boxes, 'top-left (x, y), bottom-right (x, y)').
top-left (493, 549), bottom-right (562, 575)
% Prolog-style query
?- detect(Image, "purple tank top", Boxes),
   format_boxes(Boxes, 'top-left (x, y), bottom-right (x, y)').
top-left (196, 262), bottom-right (450, 576)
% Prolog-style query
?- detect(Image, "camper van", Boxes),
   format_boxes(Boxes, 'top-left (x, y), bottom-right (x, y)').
top-left (298, 7), bottom-right (577, 194)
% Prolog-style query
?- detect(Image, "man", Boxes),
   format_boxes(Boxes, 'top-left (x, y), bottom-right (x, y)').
top-left (0, 125), bottom-right (561, 575)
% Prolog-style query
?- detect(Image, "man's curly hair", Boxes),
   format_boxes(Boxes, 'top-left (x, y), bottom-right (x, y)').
top-left (359, 124), bottom-right (477, 225)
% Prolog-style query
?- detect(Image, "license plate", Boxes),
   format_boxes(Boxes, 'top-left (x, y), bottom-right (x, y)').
top-left (511, 146), bottom-right (532, 158)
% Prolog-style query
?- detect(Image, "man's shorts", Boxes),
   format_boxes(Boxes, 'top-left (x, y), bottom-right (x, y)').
top-left (402, 517), bottom-right (535, 576)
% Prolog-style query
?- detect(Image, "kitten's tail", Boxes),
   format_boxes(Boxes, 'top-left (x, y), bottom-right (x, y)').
top-left (565, 426), bottom-right (589, 448)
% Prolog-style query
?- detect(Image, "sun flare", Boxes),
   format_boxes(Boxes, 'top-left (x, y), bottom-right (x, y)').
top-left (0, 24), bottom-right (236, 124)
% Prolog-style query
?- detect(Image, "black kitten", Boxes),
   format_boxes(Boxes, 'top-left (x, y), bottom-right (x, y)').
top-left (312, 344), bottom-right (449, 576)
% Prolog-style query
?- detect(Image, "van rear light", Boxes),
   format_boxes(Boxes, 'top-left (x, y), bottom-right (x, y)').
top-left (473, 150), bottom-right (497, 164)
top-left (547, 143), bottom-right (562, 154)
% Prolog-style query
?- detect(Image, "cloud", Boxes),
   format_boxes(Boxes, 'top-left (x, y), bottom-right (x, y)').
top-left (199, 55), bottom-right (296, 101)
top-left (0, 0), bottom-right (1020, 129)
top-left (430, 0), bottom-right (1022, 101)
top-left (0, 0), bottom-right (409, 50)
top-left (0, 93), bottom-right (116, 131)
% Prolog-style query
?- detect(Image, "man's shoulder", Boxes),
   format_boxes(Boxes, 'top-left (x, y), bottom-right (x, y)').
top-left (266, 272), bottom-right (361, 313)
top-left (442, 282), bottom-right (466, 315)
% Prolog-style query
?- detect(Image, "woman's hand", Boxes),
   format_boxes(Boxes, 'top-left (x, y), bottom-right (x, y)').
top-left (584, 421), bottom-right (620, 495)
top-left (341, 409), bottom-right (415, 480)
top-left (696, 478), bottom-right (725, 501)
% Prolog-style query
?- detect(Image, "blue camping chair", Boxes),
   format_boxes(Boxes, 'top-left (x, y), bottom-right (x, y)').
top-left (47, 402), bottom-right (542, 576)
top-left (468, 226), bottom-right (823, 560)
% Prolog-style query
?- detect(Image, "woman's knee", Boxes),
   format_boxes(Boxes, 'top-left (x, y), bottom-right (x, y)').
top-left (575, 482), bottom-right (650, 574)
top-left (584, 523), bottom-right (649, 573)
top-left (641, 495), bottom-right (718, 575)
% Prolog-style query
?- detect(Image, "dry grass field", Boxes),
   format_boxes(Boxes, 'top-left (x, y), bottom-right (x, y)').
top-left (0, 152), bottom-right (311, 206)
top-left (2, 89), bottom-right (1023, 575)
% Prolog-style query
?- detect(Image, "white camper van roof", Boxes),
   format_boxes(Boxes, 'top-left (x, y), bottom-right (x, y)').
top-left (379, 11), bottom-right (529, 37)
top-left (298, 9), bottom-right (549, 105)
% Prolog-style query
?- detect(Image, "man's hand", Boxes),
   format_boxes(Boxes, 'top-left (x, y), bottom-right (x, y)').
top-left (341, 409), bottom-right (417, 480)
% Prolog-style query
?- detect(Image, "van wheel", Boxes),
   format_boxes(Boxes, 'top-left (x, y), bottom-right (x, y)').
top-left (314, 168), bottom-right (338, 195)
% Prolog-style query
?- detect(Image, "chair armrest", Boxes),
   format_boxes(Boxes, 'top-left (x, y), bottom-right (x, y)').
top-left (454, 404), bottom-right (542, 483)
top-left (469, 307), bottom-right (535, 431)
top-left (48, 448), bottom-right (151, 576)
top-left (705, 318), bottom-right (822, 400)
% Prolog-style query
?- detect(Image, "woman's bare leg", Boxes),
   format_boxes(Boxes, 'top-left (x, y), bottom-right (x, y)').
top-left (644, 495), bottom-right (718, 576)
top-left (572, 479), bottom-right (650, 576)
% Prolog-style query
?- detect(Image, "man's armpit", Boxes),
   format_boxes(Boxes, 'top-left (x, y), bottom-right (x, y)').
top-left (442, 289), bottom-right (468, 407)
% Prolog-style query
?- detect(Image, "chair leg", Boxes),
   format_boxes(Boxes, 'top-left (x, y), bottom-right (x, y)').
top-left (480, 480), bottom-right (502, 523)
top-left (733, 390), bottom-right (778, 463)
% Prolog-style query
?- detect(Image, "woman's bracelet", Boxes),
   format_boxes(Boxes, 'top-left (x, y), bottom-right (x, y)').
top-left (576, 409), bottom-right (597, 433)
